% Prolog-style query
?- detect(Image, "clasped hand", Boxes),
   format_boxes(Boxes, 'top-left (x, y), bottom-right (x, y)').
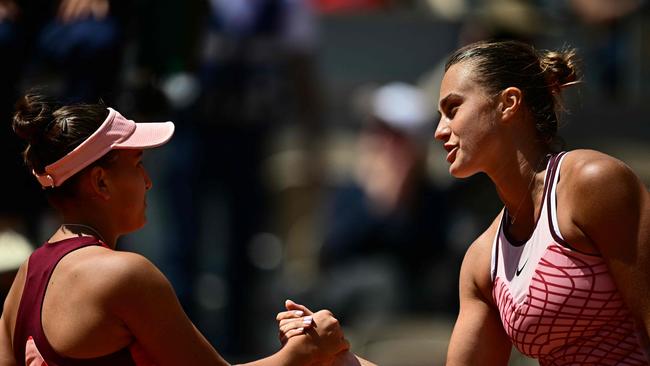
top-left (276, 300), bottom-right (351, 366)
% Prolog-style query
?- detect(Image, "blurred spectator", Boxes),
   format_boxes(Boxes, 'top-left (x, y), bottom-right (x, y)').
top-left (420, 0), bottom-right (547, 108)
top-left (568, 0), bottom-right (644, 24)
top-left (0, 0), bottom-right (125, 106)
top-left (314, 82), bottom-right (451, 329)
top-left (0, 0), bottom-right (126, 254)
top-left (121, 0), bottom-right (202, 117)
top-left (541, 0), bottom-right (648, 99)
top-left (145, 0), bottom-right (324, 359)
top-left (314, 0), bottom-right (388, 13)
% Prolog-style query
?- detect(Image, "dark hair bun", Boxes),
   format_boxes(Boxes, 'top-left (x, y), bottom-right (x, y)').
top-left (12, 93), bottom-right (58, 146)
top-left (539, 49), bottom-right (581, 93)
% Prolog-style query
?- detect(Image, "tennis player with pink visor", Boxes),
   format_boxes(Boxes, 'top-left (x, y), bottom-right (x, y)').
top-left (0, 93), bottom-right (349, 366)
top-left (32, 106), bottom-right (174, 189)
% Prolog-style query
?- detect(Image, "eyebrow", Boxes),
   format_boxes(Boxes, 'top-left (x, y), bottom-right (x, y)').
top-left (438, 93), bottom-right (462, 111)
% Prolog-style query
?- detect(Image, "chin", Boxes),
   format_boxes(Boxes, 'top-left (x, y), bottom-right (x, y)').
top-left (137, 217), bottom-right (147, 230)
top-left (125, 219), bottom-right (147, 234)
top-left (449, 163), bottom-right (477, 179)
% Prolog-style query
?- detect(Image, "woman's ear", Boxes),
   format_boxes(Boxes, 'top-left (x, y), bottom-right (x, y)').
top-left (497, 87), bottom-right (523, 123)
top-left (88, 166), bottom-right (111, 200)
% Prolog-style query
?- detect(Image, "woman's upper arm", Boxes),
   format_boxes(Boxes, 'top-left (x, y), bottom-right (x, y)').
top-left (568, 152), bottom-right (650, 333)
top-left (102, 253), bottom-right (229, 366)
top-left (0, 313), bottom-right (16, 366)
top-left (446, 223), bottom-right (511, 366)
top-left (0, 261), bottom-right (27, 366)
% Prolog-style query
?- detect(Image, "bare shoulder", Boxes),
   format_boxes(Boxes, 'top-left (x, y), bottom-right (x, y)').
top-left (2, 259), bottom-right (29, 329)
top-left (1, 260), bottom-right (29, 366)
top-left (90, 249), bottom-right (164, 281)
top-left (559, 149), bottom-right (646, 213)
top-left (460, 213), bottom-right (503, 304)
top-left (2, 259), bottom-right (27, 310)
top-left (558, 149), bottom-right (648, 252)
top-left (71, 248), bottom-right (171, 307)
top-left (560, 149), bottom-right (642, 193)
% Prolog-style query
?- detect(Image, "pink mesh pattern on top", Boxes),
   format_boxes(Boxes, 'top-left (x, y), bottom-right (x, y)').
top-left (493, 244), bottom-right (648, 365)
top-left (25, 337), bottom-right (48, 366)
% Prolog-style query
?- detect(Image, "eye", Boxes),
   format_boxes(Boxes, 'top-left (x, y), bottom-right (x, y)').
top-left (442, 104), bottom-right (459, 120)
top-left (449, 105), bottom-right (459, 118)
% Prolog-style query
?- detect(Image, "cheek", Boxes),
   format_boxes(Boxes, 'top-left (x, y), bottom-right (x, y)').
top-left (121, 187), bottom-right (147, 227)
top-left (459, 110), bottom-right (495, 149)
top-left (450, 113), bottom-right (498, 177)
top-left (117, 176), bottom-right (147, 211)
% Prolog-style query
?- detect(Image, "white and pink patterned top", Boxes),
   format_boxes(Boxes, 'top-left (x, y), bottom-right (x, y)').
top-left (490, 152), bottom-right (648, 365)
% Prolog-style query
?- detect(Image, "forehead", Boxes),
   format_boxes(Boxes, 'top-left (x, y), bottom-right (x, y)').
top-left (114, 149), bottom-right (143, 162)
top-left (439, 62), bottom-right (483, 104)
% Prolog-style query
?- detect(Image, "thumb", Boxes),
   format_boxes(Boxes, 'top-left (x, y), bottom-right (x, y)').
top-left (285, 299), bottom-right (313, 315)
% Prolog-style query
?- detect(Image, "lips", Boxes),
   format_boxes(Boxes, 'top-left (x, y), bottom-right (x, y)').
top-left (443, 144), bottom-right (458, 163)
top-left (446, 146), bottom-right (458, 163)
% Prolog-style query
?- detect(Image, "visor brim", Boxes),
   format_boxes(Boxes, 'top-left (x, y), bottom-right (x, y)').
top-left (114, 121), bottom-right (175, 149)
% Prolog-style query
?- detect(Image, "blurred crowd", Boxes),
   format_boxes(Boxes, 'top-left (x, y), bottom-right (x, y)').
top-left (1, 0), bottom-right (649, 364)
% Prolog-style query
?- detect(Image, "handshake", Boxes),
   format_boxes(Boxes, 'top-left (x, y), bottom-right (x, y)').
top-left (275, 300), bottom-right (373, 366)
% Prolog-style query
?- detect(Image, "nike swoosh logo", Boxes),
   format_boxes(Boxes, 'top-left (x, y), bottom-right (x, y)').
top-left (515, 258), bottom-right (529, 276)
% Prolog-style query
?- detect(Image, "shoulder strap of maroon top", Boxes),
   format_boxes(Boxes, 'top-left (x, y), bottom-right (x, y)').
top-left (13, 236), bottom-right (136, 366)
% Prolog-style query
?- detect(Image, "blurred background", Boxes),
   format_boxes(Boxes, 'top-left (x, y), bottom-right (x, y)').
top-left (1, 0), bottom-right (649, 365)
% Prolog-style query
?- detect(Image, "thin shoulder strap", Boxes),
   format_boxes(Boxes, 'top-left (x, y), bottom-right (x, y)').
top-left (546, 152), bottom-right (571, 247)
top-left (490, 211), bottom-right (503, 282)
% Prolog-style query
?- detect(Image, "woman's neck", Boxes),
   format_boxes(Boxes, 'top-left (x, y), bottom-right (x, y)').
top-left (488, 146), bottom-right (550, 227)
top-left (54, 214), bottom-right (119, 249)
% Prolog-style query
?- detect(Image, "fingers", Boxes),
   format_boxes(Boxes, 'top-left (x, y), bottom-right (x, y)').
top-left (277, 307), bottom-right (315, 346)
top-left (278, 316), bottom-right (313, 346)
top-left (311, 310), bottom-right (349, 354)
top-left (276, 309), bottom-right (305, 322)
top-left (279, 316), bottom-right (313, 332)
top-left (312, 309), bottom-right (336, 328)
top-left (280, 307), bottom-right (349, 361)
top-left (285, 299), bottom-right (314, 315)
top-left (285, 327), bottom-right (306, 338)
top-left (278, 327), bottom-right (306, 345)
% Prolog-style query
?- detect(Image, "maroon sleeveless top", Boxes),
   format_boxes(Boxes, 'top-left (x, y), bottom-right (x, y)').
top-left (13, 236), bottom-right (137, 366)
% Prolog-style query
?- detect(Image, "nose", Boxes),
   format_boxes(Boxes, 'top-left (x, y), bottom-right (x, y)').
top-left (434, 117), bottom-right (451, 142)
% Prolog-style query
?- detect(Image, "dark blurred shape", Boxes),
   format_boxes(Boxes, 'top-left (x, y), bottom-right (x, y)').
top-left (459, 0), bottom-right (548, 44)
top-left (542, 0), bottom-right (649, 100)
top-left (569, 0), bottom-right (643, 24)
top-left (316, 82), bottom-right (452, 329)
top-left (0, 0), bottom-right (126, 240)
top-left (314, 0), bottom-right (388, 14)
top-left (148, 0), bottom-right (324, 359)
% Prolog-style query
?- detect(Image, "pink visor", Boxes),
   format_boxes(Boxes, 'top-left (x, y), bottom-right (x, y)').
top-left (33, 107), bottom-right (175, 188)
